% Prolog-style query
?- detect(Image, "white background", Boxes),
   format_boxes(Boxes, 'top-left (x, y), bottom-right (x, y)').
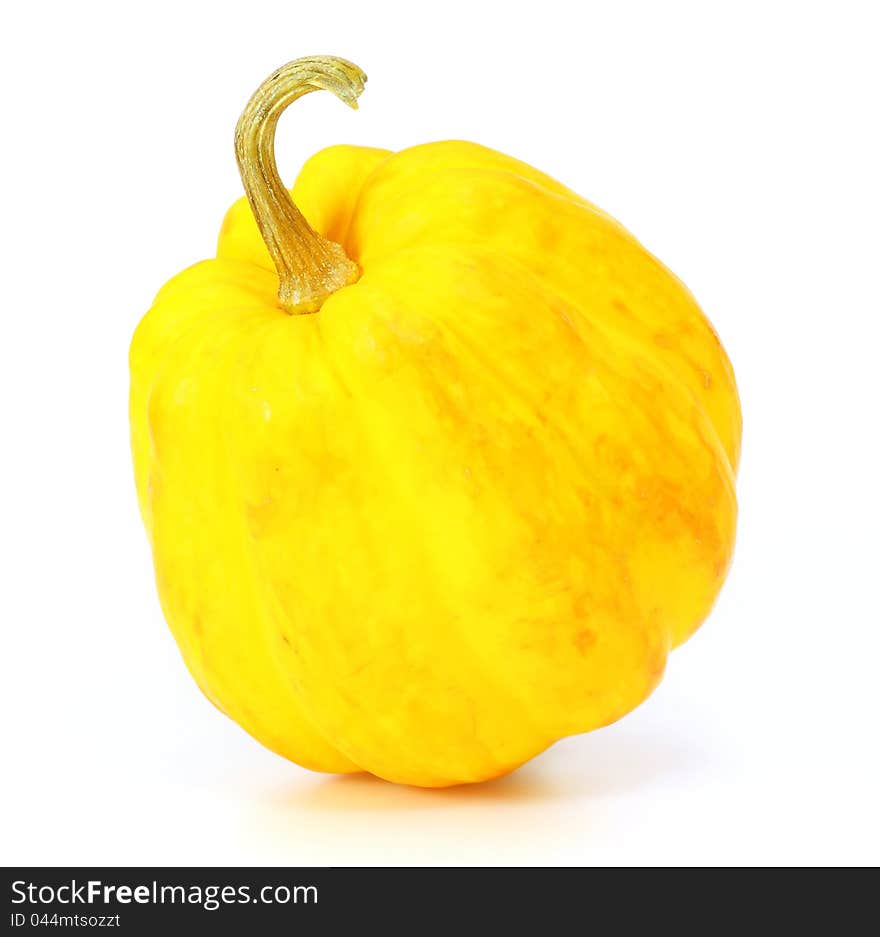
top-left (2, 0), bottom-right (878, 866)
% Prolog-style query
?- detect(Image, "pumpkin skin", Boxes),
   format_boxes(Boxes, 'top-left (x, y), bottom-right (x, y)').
top-left (130, 139), bottom-right (740, 787)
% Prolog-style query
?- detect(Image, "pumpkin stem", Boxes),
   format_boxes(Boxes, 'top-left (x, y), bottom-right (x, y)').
top-left (234, 56), bottom-right (365, 314)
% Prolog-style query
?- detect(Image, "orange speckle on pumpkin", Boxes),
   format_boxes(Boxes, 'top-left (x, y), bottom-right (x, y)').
top-left (573, 629), bottom-right (597, 655)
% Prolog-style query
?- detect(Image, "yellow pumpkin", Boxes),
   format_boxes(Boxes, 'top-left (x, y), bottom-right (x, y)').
top-left (130, 56), bottom-right (740, 787)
